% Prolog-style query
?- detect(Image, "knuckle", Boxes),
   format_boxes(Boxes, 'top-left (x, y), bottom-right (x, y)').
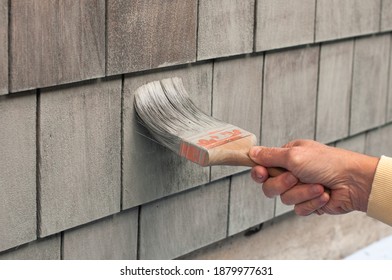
top-left (286, 148), bottom-right (304, 168)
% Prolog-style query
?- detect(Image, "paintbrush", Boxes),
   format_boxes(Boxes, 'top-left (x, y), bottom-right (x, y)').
top-left (134, 77), bottom-right (283, 176)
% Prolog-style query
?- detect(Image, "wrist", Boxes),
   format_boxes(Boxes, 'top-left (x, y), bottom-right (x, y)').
top-left (348, 154), bottom-right (379, 212)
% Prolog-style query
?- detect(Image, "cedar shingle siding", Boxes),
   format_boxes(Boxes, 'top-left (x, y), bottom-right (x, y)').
top-left (1, 0), bottom-right (392, 259)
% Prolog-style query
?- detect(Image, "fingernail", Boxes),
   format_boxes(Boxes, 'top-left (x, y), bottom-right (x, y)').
top-left (251, 169), bottom-right (264, 183)
top-left (256, 174), bottom-right (264, 183)
top-left (250, 147), bottom-right (260, 159)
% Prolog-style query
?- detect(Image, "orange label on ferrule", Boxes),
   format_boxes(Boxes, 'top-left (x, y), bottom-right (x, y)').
top-left (178, 124), bottom-right (252, 165)
top-left (196, 128), bottom-right (244, 149)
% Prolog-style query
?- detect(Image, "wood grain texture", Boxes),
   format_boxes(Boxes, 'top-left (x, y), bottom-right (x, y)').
top-left (122, 64), bottom-right (212, 209)
top-left (229, 171), bottom-right (274, 235)
top-left (211, 56), bottom-right (263, 181)
top-left (350, 35), bottom-right (390, 135)
top-left (255, 0), bottom-right (315, 52)
top-left (10, 0), bottom-right (105, 92)
top-left (365, 124), bottom-right (392, 156)
top-left (262, 46), bottom-right (319, 147)
top-left (63, 209), bottom-right (138, 260)
top-left (316, 0), bottom-right (381, 42)
top-left (107, 0), bottom-right (197, 75)
top-left (0, 235), bottom-right (60, 260)
top-left (39, 79), bottom-right (122, 237)
top-left (335, 134), bottom-right (366, 154)
top-left (197, 0), bottom-right (254, 60)
top-left (316, 40), bottom-right (354, 144)
top-left (0, 0), bottom-right (7, 95)
top-left (139, 179), bottom-right (229, 259)
top-left (0, 93), bottom-right (36, 252)
top-left (381, 0), bottom-right (392, 31)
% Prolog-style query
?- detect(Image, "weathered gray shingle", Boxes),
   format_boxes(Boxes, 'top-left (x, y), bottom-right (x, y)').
top-left (336, 134), bottom-right (366, 154)
top-left (366, 124), bottom-right (392, 156)
top-left (0, 0), bottom-right (7, 95)
top-left (0, 93), bottom-right (36, 252)
top-left (0, 235), bottom-right (60, 260)
top-left (107, 0), bottom-right (197, 75)
top-left (10, 0), bottom-right (105, 92)
top-left (316, 40), bottom-right (354, 143)
top-left (316, 0), bottom-right (381, 42)
top-left (139, 179), bottom-right (229, 259)
top-left (197, 0), bottom-right (254, 60)
top-left (388, 35), bottom-right (392, 121)
top-left (229, 172), bottom-right (274, 235)
top-left (381, 0), bottom-right (392, 31)
top-left (350, 35), bottom-right (390, 135)
top-left (39, 79), bottom-right (122, 237)
top-left (255, 0), bottom-right (315, 51)
top-left (262, 46), bottom-right (319, 147)
top-left (63, 209), bottom-right (138, 260)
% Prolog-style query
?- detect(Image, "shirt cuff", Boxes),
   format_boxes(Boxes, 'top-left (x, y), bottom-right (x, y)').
top-left (367, 155), bottom-right (392, 226)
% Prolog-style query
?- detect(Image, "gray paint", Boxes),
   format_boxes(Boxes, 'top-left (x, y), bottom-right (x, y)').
top-left (350, 35), bottom-right (390, 135)
top-left (122, 64), bottom-right (212, 209)
top-left (63, 209), bottom-right (138, 260)
top-left (316, 40), bottom-right (354, 144)
top-left (39, 79), bottom-right (122, 237)
top-left (10, 0), bottom-right (105, 92)
top-left (381, 0), bottom-right (392, 31)
top-left (211, 56), bottom-right (263, 181)
top-left (0, 235), bottom-right (60, 260)
top-left (255, 0), bottom-right (315, 52)
top-left (107, 0), bottom-right (197, 75)
top-left (0, 93), bottom-right (36, 252)
top-left (262, 46), bottom-right (319, 147)
top-left (0, 0), bottom-right (7, 95)
top-left (139, 179), bottom-right (229, 259)
top-left (365, 124), bottom-right (392, 157)
top-left (316, 0), bottom-right (381, 42)
top-left (197, 0), bottom-right (254, 60)
top-left (229, 171), bottom-right (274, 235)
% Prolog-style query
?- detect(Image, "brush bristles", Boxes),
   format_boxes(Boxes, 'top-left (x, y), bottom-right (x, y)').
top-left (134, 77), bottom-right (227, 154)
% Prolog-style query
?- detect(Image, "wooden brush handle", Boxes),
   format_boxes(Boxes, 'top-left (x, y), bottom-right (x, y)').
top-left (207, 135), bottom-right (286, 177)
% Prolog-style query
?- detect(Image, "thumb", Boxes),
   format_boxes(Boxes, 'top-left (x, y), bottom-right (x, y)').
top-left (249, 146), bottom-right (290, 169)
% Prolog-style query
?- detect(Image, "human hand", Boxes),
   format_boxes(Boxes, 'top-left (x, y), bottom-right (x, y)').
top-left (249, 140), bottom-right (379, 216)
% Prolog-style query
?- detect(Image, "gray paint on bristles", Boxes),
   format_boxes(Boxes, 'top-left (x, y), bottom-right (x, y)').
top-left (134, 77), bottom-right (227, 154)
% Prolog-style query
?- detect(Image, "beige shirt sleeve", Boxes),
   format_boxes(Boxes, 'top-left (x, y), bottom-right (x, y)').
top-left (367, 156), bottom-right (392, 226)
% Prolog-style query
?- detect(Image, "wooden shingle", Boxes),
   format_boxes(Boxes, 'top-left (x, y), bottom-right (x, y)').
top-left (10, 0), bottom-right (105, 92)
top-left (39, 79), bottom-right (122, 237)
top-left (0, 0), bottom-right (7, 95)
top-left (107, 0), bottom-right (197, 75)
